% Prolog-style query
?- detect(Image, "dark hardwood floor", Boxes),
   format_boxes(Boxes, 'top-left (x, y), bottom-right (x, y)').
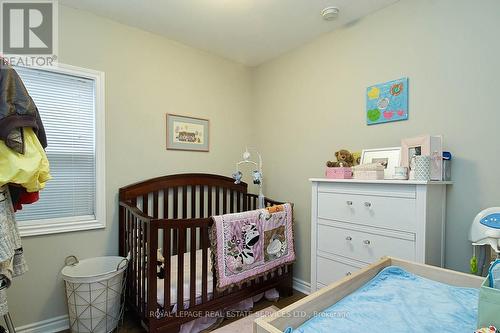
top-left (115, 291), bottom-right (306, 333)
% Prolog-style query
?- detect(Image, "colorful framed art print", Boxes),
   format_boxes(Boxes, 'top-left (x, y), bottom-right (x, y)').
top-left (366, 77), bottom-right (408, 125)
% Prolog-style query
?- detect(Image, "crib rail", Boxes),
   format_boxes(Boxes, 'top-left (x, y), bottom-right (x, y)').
top-left (247, 194), bottom-right (284, 209)
top-left (118, 174), bottom-right (293, 332)
top-left (147, 217), bottom-right (293, 332)
top-left (120, 200), bottom-right (151, 320)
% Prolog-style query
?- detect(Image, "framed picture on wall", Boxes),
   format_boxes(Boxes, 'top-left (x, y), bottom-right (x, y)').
top-left (361, 147), bottom-right (402, 179)
top-left (166, 114), bottom-right (209, 151)
top-left (366, 77), bottom-right (409, 125)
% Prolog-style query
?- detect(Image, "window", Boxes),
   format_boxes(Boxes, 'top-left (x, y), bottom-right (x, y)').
top-left (14, 64), bottom-right (105, 236)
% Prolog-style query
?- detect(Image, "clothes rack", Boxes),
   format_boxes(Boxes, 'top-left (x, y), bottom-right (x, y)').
top-left (1, 61), bottom-right (50, 333)
top-left (3, 314), bottom-right (15, 333)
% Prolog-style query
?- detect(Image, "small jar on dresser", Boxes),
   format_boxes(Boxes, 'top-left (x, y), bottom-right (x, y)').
top-left (310, 178), bottom-right (451, 292)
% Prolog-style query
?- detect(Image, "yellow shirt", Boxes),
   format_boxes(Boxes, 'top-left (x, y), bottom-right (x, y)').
top-left (0, 128), bottom-right (51, 192)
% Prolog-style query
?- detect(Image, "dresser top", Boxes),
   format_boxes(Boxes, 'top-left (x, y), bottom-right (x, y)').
top-left (309, 178), bottom-right (453, 185)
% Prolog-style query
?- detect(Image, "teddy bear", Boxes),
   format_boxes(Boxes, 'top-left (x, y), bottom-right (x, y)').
top-left (326, 149), bottom-right (355, 168)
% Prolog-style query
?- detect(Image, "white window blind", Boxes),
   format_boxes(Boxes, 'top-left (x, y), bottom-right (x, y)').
top-left (14, 66), bottom-right (97, 223)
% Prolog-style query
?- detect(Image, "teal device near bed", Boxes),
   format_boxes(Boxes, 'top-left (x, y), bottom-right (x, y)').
top-left (489, 259), bottom-right (500, 289)
top-left (470, 208), bottom-right (500, 254)
top-left (469, 208), bottom-right (500, 277)
top-left (481, 213), bottom-right (500, 229)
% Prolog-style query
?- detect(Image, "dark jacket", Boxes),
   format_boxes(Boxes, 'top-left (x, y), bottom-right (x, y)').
top-left (0, 60), bottom-right (47, 154)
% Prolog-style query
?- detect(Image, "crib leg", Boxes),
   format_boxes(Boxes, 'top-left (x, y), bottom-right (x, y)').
top-left (158, 323), bottom-right (181, 333)
top-left (282, 278), bottom-right (294, 297)
top-left (278, 285), bottom-right (294, 297)
top-left (278, 268), bottom-right (294, 297)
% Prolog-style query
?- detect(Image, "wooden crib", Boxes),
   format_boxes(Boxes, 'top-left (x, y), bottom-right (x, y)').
top-left (118, 173), bottom-right (294, 332)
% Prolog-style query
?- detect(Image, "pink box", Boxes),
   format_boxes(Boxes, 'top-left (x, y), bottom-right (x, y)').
top-left (325, 167), bottom-right (353, 179)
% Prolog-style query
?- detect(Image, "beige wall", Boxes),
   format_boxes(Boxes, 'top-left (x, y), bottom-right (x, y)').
top-left (8, 0), bottom-right (500, 327)
top-left (253, 0), bottom-right (500, 283)
top-left (7, 5), bottom-right (254, 326)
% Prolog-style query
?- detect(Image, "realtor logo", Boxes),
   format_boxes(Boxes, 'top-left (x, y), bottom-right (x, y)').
top-left (1, 0), bottom-right (58, 66)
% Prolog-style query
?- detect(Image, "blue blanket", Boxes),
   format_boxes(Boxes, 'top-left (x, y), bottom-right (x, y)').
top-left (290, 266), bottom-right (479, 333)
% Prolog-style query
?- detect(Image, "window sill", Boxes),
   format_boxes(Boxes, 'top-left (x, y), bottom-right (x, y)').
top-left (18, 217), bottom-right (105, 237)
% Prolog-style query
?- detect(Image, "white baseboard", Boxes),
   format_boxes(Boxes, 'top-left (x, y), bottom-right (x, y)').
top-left (15, 315), bottom-right (69, 333)
top-left (14, 279), bottom-right (309, 332)
top-left (292, 277), bottom-right (311, 295)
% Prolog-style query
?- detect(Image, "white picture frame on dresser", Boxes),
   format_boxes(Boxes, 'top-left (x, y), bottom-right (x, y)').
top-left (360, 147), bottom-right (401, 179)
top-left (310, 178), bottom-right (451, 293)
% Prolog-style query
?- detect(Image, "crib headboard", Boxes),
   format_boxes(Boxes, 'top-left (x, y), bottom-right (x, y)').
top-left (119, 173), bottom-right (252, 219)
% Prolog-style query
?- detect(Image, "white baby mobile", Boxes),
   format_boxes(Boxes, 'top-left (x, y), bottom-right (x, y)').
top-left (232, 147), bottom-right (265, 209)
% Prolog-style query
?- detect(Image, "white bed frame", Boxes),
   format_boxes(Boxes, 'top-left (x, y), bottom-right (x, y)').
top-left (255, 257), bottom-right (484, 333)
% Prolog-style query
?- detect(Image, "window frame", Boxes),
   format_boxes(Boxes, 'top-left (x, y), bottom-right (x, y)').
top-left (16, 63), bottom-right (106, 237)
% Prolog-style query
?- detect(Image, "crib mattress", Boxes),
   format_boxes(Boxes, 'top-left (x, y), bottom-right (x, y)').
top-left (157, 249), bottom-right (213, 307)
top-left (292, 266), bottom-right (479, 333)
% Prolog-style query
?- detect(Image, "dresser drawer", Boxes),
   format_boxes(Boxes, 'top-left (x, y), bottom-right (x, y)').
top-left (316, 255), bottom-right (365, 286)
top-left (317, 192), bottom-right (417, 232)
top-left (317, 222), bottom-right (416, 263)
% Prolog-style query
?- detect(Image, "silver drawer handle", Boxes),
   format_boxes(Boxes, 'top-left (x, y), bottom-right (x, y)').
top-left (346, 201), bottom-right (353, 206)
top-left (364, 202), bottom-right (372, 208)
top-left (346, 272), bottom-right (352, 276)
top-left (345, 236), bottom-right (352, 241)
top-left (363, 240), bottom-right (371, 245)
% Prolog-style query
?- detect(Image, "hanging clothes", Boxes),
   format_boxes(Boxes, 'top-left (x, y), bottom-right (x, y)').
top-left (0, 258), bottom-right (12, 315)
top-left (0, 127), bottom-right (51, 192)
top-left (0, 61), bottom-right (47, 321)
top-left (11, 189), bottom-right (39, 212)
top-left (0, 61), bottom-right (47, 154)
top-left (0, 186), bottom-right (27, 316)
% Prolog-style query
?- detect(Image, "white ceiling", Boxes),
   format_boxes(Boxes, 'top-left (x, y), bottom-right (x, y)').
top-left (60, 0), bottom-right (399, 66)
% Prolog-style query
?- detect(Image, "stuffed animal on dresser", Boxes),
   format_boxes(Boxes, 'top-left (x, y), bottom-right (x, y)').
top-left (352, 151), bottom-right (361, 166)
top-left (326, 149), bottom-right (355, 167)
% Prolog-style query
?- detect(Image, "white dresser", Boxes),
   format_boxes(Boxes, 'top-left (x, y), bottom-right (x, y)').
top-left (310, 178), bottom-right (451, 292)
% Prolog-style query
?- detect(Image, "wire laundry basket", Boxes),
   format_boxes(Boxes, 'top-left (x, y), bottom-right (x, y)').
top-left (62, 255), bottom-right (129, 333)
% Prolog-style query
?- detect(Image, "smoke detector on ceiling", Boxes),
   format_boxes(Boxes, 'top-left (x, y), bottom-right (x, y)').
top-left (321, 6), bottom-right (340, 21)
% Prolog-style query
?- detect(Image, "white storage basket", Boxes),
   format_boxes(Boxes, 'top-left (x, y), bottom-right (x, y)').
top-left (61, 256), bottom-right (128, 333)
